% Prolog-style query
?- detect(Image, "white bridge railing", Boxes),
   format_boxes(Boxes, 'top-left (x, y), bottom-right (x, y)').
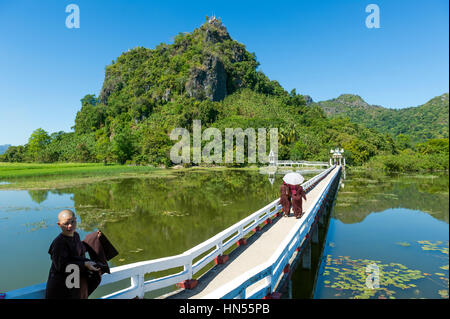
top-left (274, 160), bottom-right (329, 167)
top-left (4, 165), bottom-right (337, 299)
top-left (204, 165), bottom-right (340, 298)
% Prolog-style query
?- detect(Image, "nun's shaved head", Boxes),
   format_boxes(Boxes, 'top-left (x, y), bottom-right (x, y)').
top-left (58, 209), bottom-right (75, 222)
top-left (57, 209), bottom-right (77, 236)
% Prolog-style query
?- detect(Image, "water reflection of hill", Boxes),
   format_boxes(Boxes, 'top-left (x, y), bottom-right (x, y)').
top-left (333, 172), bottom-right (449, 224)
top-left (31, 170), bottom-right (448, 264)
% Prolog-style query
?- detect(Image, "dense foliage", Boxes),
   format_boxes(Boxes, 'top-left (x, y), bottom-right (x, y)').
top-left (0, 19), bottom-right (448, 172)
top-left (364, 138), bottom-right (449, 172)
top-left (314, 93), bottom-right (449, 144)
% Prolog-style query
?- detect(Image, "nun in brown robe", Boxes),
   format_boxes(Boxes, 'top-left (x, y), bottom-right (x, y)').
top-left (45, 210), bottom-right (101, 299)
top-left (280, 181), bottom-right (291, 217)
top-left (83, 230), bottom-right (119, 275)
top-left (45, 231), bottom-right (93, 299)
top-left (290, 184), bottom-right (307, 219)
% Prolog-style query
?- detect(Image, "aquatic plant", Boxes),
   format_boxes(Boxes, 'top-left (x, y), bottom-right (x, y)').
top-left (322, 239), bottom-right (450, 299)
top-left (322, 255), bottom-right (425, 299)
top-left (438, 290), bottom-right (448, 298)
top-left (417, 240), bottom-right (449, 255)
top-left (396, 242), bottom-right (411, 247)
top-left (23, 219), bottom-right (49, 232)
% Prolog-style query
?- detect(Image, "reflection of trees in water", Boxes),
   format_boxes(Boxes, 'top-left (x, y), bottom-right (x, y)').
top-left (27, 190), bottom-right (49, 204)
top-left (59, 170), bottom-right (282, 265)
top-left (333, 172), bottom-right (449, 224)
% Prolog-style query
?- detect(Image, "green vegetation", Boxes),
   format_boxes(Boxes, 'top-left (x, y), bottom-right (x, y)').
top-left (364, 138), bottom-right (449, 173)
top-left (417, 240), bottom-right (449, 255)
top-left (321, 254), bottom-right (449, 299)
top-left (0, 162), bottom-right (261, 190)
top-left (0, 163), bottom-right (164, 189)
top-left (322, 255), bottom-right (424, 299)
top-left (0, 19), bottom-right (447, 173)
top-left (0, 163), bottom-right (158, 179)
top-left (314, 93), bottom-right (449, 144)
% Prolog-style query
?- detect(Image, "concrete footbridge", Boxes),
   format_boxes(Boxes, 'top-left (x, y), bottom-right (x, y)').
top-left (5, 165), bottom-right (342, 299)
top-left (274, 160), bottom-right (330, 168)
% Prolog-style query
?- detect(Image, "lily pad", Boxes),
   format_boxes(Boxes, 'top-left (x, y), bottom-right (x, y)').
top-left (438, 290), bottom-right (448, 298)
top-left (321, 255), bottom-right (425, 299)
top-left (395, 242), bottom-right (411, 247)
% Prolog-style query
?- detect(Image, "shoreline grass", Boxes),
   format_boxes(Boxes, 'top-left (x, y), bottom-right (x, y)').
top-left (0, 162), bottom-right (262, 190)
top-left (0, 163), bottom-right (162, 190)
top-left (0, 163), bottom-right (160, 179)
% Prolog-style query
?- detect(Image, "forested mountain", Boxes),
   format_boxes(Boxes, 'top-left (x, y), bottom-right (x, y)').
top-left (68, 18), bottom-right (399, 166)
top-left (0, 19), bottom-right (447, 170)
top-left (313, 93), bottom-right (449, 144)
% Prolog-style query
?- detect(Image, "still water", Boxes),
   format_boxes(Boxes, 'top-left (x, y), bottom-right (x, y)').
top-left (0, 169), bottom-right (285, 296)
top-left (0, 169), bottom-right (448, 299)
top-left (295, 170), bottom-right (448, 299)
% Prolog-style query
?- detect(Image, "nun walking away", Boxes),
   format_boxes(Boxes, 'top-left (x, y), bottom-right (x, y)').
top-left (282, 172), bottom-right (307, 219)
top-left (280, 181), bottom-right (291, 217)
top-left (291, 184), bottom-right (307, 219)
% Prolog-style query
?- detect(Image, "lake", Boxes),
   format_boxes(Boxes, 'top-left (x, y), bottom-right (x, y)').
top-left (290, 170), bottom-right (449, 299)
top-left (0, 169), bottom-right (289, 297)
top-left (0, 168), bottom-right (448, 299)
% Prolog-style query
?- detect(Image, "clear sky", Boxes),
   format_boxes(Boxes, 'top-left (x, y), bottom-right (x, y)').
top-left (0, 0), bottom-right (448, 145)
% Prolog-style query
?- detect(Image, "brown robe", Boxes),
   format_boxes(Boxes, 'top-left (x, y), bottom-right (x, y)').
top-left (280, 183), bottom-right (291, 216)
top-left (45, 232), bottom-right (96, 299)
top-left (291, 185), bottom-right (307, 218)
top-left (82, 231), bottom-right (119, 275)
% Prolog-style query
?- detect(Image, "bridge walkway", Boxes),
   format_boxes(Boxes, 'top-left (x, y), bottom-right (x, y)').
top-left (166, 165), bottom-right (340, 299)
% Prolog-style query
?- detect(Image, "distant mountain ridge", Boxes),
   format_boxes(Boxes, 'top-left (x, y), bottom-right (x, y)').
top-left (0, 145), bottom-right (11, 155)
top-left (312, 93), bottom-right (449, 143)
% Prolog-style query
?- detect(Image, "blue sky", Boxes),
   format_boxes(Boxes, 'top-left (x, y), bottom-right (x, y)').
top-left (0, 0), bottom-right (448, 145)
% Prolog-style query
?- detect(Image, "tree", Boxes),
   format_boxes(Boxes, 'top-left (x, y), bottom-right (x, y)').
top-left (2, 145), bottom-right (26, 162)
top-left (139, 123), bottom-right (172, 166)
top-left (74, 94), bottom-right (105, 134)
top-left (417, 138), bottom-right (449, 155)
top-left (111, 125), bottom-right (137, 164)
top-left (27, 128), bottom-right (51, 161)
top-left (95, 130), bottom-right (114, 165)
top-left (396, 134), bottom-right (411, 151)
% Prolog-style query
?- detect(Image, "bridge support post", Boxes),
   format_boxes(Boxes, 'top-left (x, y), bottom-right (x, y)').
top-left (312, 223), bottom-right (319, 244)
top-left (237, 238), bottom-right (247, 246)
top-left (319, 211), bottom-right (324, 226)
top-left (288, 280), bottom-right (293, 299)
top-left (301, 241), bottom-right (311, 270)
top-left (177, 279), bottom-right (198, 290)
top-left (263, 292), bottom-right (282, 299)
top-left (215, 255), bottom-right (229, 265)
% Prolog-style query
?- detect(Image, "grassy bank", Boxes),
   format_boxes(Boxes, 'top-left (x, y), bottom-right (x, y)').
top-left (0, 163), bottom-right (261, 190)
top-left (361, 153), bottom-right (449, 173)
top-left (0, 163), bottom-right (162, 179)
top-left (0, 163), bottom-right (165, 190)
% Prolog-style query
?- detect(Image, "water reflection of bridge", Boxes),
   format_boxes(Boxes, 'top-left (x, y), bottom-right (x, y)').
top-left (259, 160), bottom-right (330, 186)
top-left (5, 165), bottom-right (342, 299)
